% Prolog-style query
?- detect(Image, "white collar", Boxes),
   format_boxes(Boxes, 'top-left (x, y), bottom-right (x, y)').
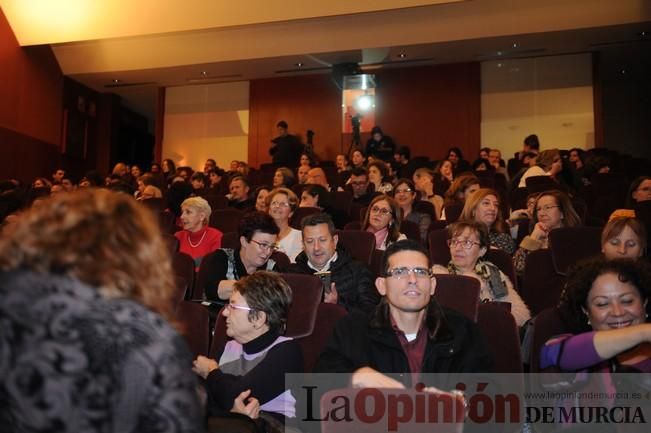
top-left (307, 252), bottom-right (338, 272)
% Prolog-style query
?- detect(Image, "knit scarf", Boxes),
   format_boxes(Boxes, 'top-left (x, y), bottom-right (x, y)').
top-left (447, 260), bottom-right (508, 299)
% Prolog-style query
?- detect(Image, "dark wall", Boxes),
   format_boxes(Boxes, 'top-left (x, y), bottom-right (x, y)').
top-left (247, 63), bottom-right (481, 167)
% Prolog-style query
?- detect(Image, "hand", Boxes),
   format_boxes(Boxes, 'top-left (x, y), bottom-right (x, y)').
top-left (231, 389), bottom-right (260, 419)
top-left (192, 355), bottom-right (219, 379)
top-left (530, 222), bottom-right (549, 241)
top-left (351, 367), bottom-right (406, 389)
top-left (324, 282), bottom-right (338, 304)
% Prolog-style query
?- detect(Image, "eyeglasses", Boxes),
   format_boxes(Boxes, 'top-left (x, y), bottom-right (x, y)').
top-left (536, 205), bottom-right (560, 214)
top-left (447, 238), bottom-right (481, 249)
top-left (250, 239), bottom-right (278, 251)
top-left (394, 188), bottom-right (413, 194)
top-left (384, 267), bottom-right (432, 279)
top-left (270, 201), bottom-right (290, 208)
top-left (226, 303), bottom-right (255, 312)
top-left (370, 206), bottom-right (392, 216)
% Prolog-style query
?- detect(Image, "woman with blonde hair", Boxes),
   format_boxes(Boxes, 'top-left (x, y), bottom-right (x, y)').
top-left (0, 189), bottom-right (201, 432)
top-left (362, 194), bottom-right (407, 250)
top-left (460, 188), bottom-right (515, 254)
top-left (267, 187), bottom-right (303, 262)
top-left (518, 148), bottom-right (563, 188)
top-left (175, 196), bottom-right (223, 270)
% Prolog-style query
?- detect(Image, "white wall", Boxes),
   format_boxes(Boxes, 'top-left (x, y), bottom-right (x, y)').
top-left (481, 53), bottom-right (594, 159)
top-left (162, 81), bottom-right (249, 171)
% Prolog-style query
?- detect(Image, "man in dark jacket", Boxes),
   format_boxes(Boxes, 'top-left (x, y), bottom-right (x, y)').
top-left (270, 120), bottom-right (304, 168)
top-left (315, 239), bottom-right (493, 385)
top-left (287, 213), bottom-right (379, 314)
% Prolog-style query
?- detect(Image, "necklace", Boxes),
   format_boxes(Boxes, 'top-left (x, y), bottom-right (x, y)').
top-left (188, 230), bottom-right (207, 248)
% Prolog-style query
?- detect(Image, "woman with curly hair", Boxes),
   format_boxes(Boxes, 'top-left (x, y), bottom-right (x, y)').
top-left (541, 258), bottom-right (651, 373)
top-left (0, 189), bottom-right (201, 432)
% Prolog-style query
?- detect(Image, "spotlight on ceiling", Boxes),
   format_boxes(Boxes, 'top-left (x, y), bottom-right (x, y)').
top-left (354, 94), bottom-right (374, 112)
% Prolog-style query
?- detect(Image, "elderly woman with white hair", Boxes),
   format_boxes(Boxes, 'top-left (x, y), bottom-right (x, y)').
top-left (175, 196), bottom-right (223, 270)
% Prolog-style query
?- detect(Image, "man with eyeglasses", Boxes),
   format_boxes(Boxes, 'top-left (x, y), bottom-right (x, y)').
top-left (349, 167), bottom-right (379, 206)
top-left (316, 239), bottom-right (493, 385)
top-left (288, 213), bottom-right (379, 314)
top-left (197, 212), bottom-right (280, 302)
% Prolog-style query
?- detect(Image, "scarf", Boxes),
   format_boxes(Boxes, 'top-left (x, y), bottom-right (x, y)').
top-left (369, 226), bottom-right (389, 250)
top-left (447, 259), bottom-right (509, 299)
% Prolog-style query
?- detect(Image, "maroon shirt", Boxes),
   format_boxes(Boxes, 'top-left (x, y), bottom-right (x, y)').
top-left (390, 315), bottom-right (428, 383)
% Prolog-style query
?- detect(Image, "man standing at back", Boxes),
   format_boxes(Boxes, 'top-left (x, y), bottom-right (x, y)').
top-left (270, 120), bottom-right (303, 168)
top-left (316, 239), bottom-right (492, 386)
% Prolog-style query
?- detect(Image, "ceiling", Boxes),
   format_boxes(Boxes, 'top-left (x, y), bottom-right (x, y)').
top-left (2, 0), bottom-right (650, 123)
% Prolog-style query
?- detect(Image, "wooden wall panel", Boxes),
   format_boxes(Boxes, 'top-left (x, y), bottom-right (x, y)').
top-left (249, 75), bottom-right (342, 167)
top-left (248, 63), bottom-right (480, 167)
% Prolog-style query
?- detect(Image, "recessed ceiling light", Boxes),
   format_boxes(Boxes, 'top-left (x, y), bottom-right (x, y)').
top-left (295, 62), bottom-right (304, 68)
top-left (497, 63), bottom-right (503, 68)
top-left (497, 51), bottom-right (503, 56)
top-left (398, 53), bottom-right (407, 59)
top-left (512, 43), bottom-right (518, 48)
top-left (201, 71), bottom-right (208, 76)
top-left (621, 69), bottom-right (627, 74)
top-left (112, 79), bottom-right (120, 83)
top-left (639, 31), bottom-right (648, 37)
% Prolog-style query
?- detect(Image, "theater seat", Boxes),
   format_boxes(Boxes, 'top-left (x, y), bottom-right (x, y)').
top-left (520, 249), bottom-right (564, 316)
top-left (336, 230), bottom-right (375, 265)
top-left (290, 206), bottom-right (322, 230)
top-left (172, 251), bottom-right (195, 299)
top-left (432, 274), bottom-right (480, 322)
top-left (175, 301), bottom-right (210, 357)
top-left (428, 228), bottom-right (451, 266)
top-left (529, 307), bottom-right (568, 373)
top-left (477, 302), bottom-right (523, 373)
top-left (209, 208), bottom-right (243, 233)
top-left (549, 227), bottom-right (602, 276)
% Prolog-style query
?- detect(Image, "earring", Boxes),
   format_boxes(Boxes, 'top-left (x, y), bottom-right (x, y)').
top-left (587, 318), bottom-right (591, 325)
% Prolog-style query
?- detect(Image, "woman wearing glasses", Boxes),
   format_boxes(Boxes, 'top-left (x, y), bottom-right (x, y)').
top-left (193, 271), bottom-right (303, 432)
top-left (267, 187), bottom-right (303, 263)
top-left (197, 212), bottom-right (280, 301)
top-left (362, 195), bottom-right (406, 250)
top-left (432, 221), bottom-right (531, 326)
top-left (513, 190), bottom-right (581, 274)
top-left (393, 178), bottom-right (431, 243)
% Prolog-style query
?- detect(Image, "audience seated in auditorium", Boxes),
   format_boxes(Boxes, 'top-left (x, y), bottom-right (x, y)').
top-left (460, 188), bottom-right (516, 255)
top-left (541, 258), bottom-right (651, 374)
top-left (601, 216), bottom-right (646, 261)
top-left (626, 176), bottom-right (651, 208)
top-left (306, 167), bottom-right (330, 191)
top-left (203, 158), bottom-right (217, 175)
top-left (207, 167), bottom-right (228, 195)
top-left (508, 133), bottom-right (540, 178)
top-left (267, 187), bottom-right (303, 263)
top-left (197, 212), bottom-right (280, 301)
top-left (272, 167), bottom-right (296, 189)
top-left (190, 171), bottom-right (207, 196)
top-left (431, 221), bottom-right (531, 326)
top-left (446, 147), bottom-right (471, 176)
top-left (228, 176), bottom-right (255, 211)
top-left (193, 272), bottom-right (303, 432)
top-left (413, 167), bottom-right (444, 219)
top-left (141, 184), bottom-right (162, 200)
top-left (514, 190), bottom-right (582, 274)
top-left (254, 186), bottom-right (271, 213)
top-left (175, 196), bottom-right (223, 270)
top-left (162, 158), bottom-right (177, 181)
top-left (518, 148), bottom-right (562, 188)
top-left (393, 145), bottom-right (410, 178)
top-left (296, 164), bottom-right (310, 184)
top-left (367, 161), bottom-right (393, 194)
top-left (365, 126), bottom-right (395, 162)
top-left (350, 149), bottom-right (367, 169)
top-left (393, 178), bottom-right (431, 244)
top-left (489, 148), bottom-right (508, 180)
top-left (362, 195), bottom-right (407, 251)
top-left (288, 213), bottom-right (378, 314)
top-left (0, 189), bottom-right (202, 432)
top-left (348, 167), bottom-right (378, 206)
top-left (315, 239), bottom-right (494, 382)
top-left (336, 153), bottom-right (352, 173)
top-left (442, 173), bottom-right (480, 220)
top-left (434, 159), bottom-right (454, 197)
top-left (51, 168), bottom-right (65, 184)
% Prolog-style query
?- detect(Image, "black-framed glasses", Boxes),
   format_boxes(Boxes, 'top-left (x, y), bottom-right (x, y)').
top-left (384, 267), bottom-right (432, 279)
top-left (250, 239), bottom-right (278, 251)
top-left (447, 238), bottom-right (481, 250)
top-left (370, 206), bottom-right (392, 216)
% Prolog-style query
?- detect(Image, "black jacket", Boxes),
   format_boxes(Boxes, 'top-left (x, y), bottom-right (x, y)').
top-left (270, 134), bottom-right (304, 168)
top-left (315, 303), bottom-right (494, 383)
top-left (287, 246), bottom-right (379, 314)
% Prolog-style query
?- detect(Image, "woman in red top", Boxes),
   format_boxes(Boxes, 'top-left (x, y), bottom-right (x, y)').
top-left (175, 196), bottom-right (222, 270)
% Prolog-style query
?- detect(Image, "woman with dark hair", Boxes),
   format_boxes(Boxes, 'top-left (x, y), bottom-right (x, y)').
top-left (362, 195), bottom-right (406, 250)
top-left (0, 189), bottom-right (201, 432)
top-left (442, 173), bottom-right (480, 215)
top-left (434, 159), bottom-right (454, 196)
top-left (601, 216), bottom-right (647, 260)
top-left (162, 158), bottom-right (176, 180)
top-left (393, 178), bottom-right (431, 243)
top-left (367, 161), bottom-right (393, 194)
top-left (196, 211), bottom-right (280, 301)
top-left (541, 258), bottom-right (651, 373)
top-left (254, 185), bottom-right (271, 213)
top-left (350, 149), bottom-right (366, 169)
top-left (193, 272), bottom-right (303, 432)
top-left (431, 221), bottom-right (531, 326)
top-left (446, 147), bottom-right (471, 175)
top-left (460, 188), bottom-right (515, 254)
top-left (299, 184), bottom-right (330, 209)
top-left (365, 126), bottom-right (395, 162)
top-left (626, 176), bottom-right (651, 208)
top-left (514, 189), bottom-right (582, 274)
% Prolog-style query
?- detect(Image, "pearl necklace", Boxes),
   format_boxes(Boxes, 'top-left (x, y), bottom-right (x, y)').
top-left (188, 230), bottom-right (207, 248)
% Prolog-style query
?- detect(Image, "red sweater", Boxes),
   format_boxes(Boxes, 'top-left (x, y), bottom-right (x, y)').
top-left (175, 227), bottom-right (223, 270)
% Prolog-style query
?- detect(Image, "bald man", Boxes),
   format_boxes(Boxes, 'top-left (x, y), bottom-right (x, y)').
top-left (306, 167), bottom-right (330, 191)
